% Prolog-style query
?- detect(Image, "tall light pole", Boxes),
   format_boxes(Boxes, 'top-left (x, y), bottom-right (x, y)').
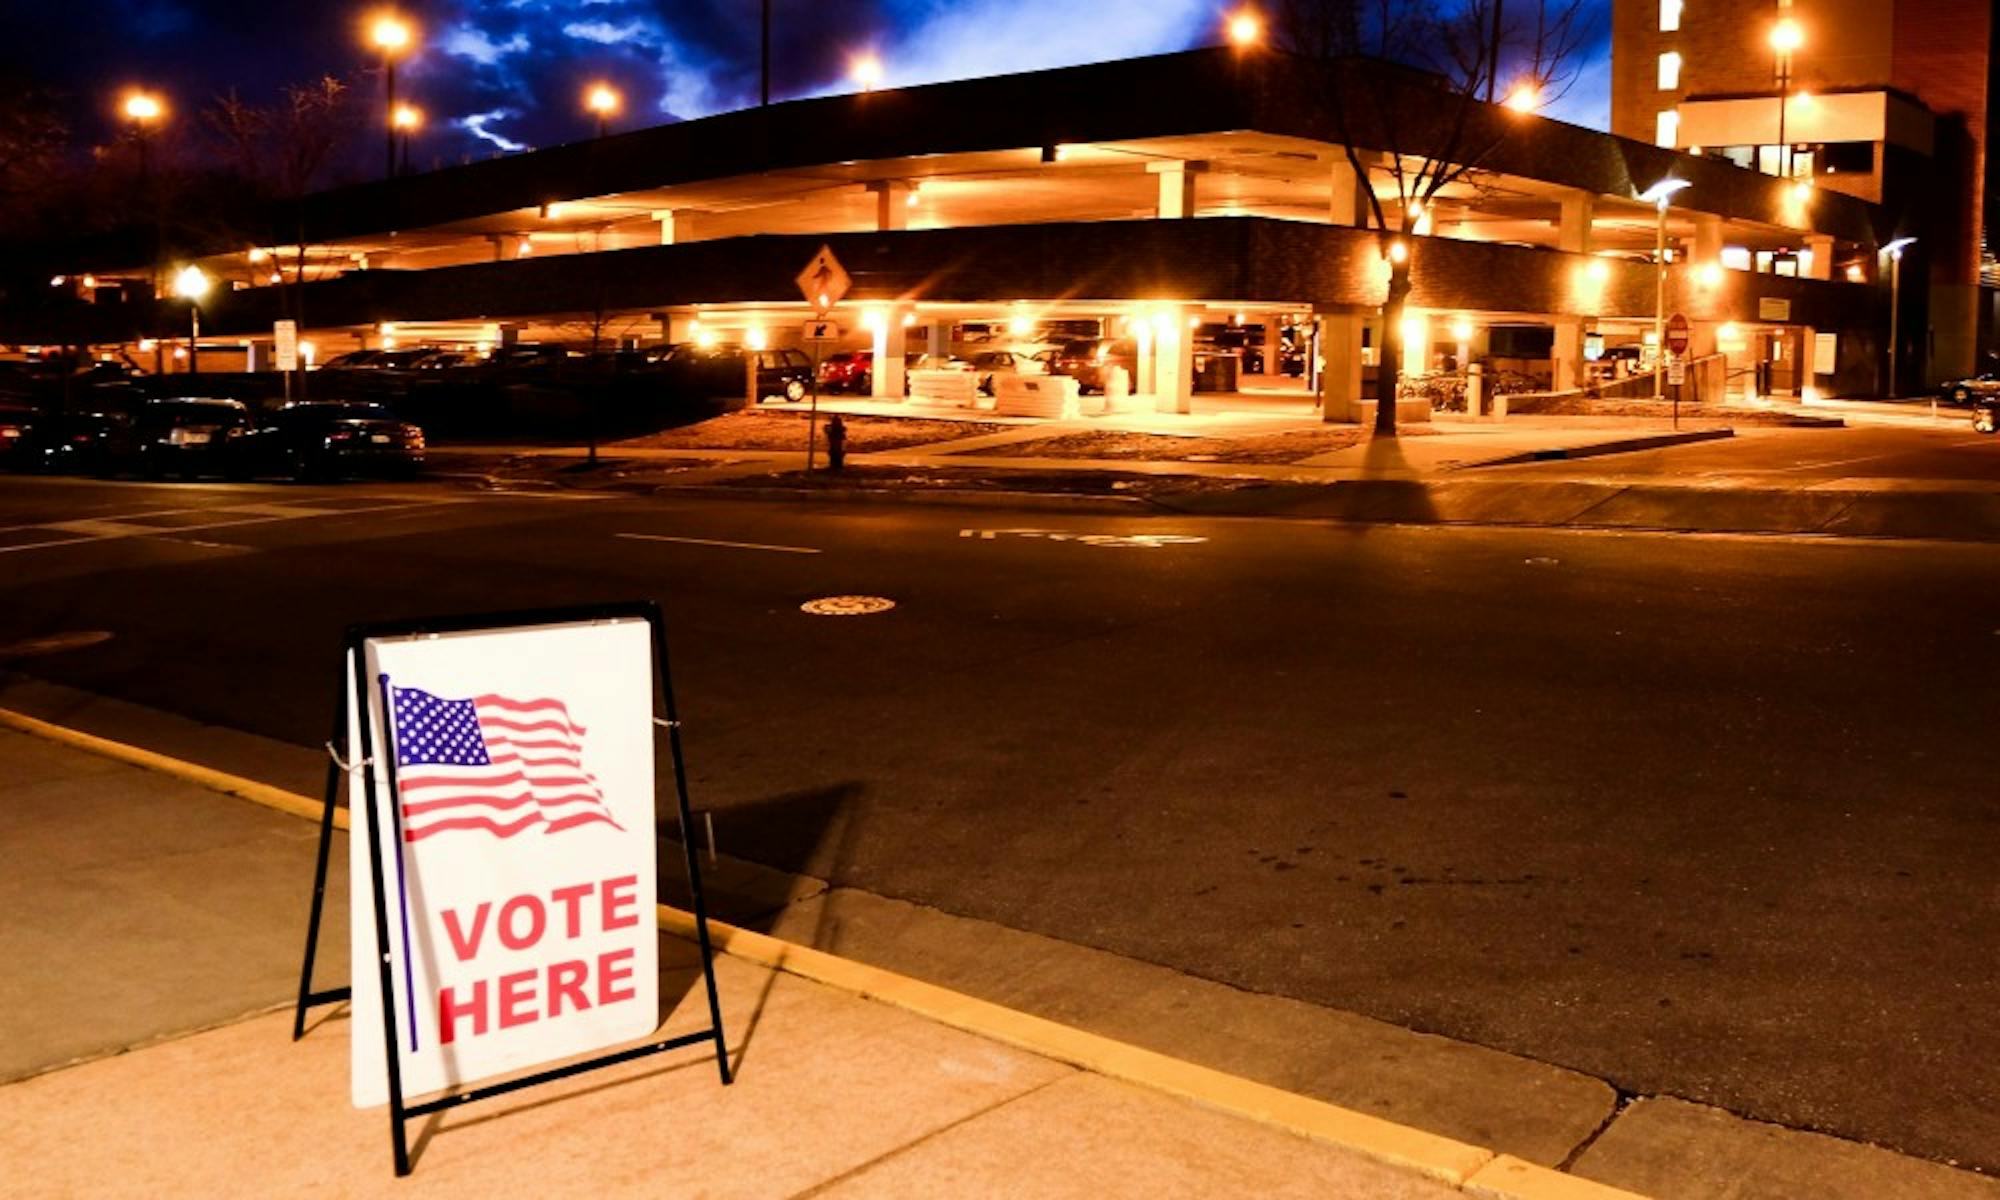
top-left (761, 0), bottom-right (771, 106)
top-left (1769, 17), bottom-right (1803, 180)
top-left (370, 13), bottom-right (415, 181)
top-left (1639, 178), bottom-right (1691, 399)
top-left (173, 265), bottom-right (210, 377)
top-left (123, 90), bottom-right (168, 372)
top-left (585, 83), bottom-right (620, 138)
top-left (1884, 237), bottom-right (1916, 398)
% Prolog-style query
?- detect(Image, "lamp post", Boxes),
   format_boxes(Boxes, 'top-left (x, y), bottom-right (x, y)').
top-left (173, 265), bottom-right (210, 377)
top-left (1884, 237), bottom-right (1915, 397)
top-left (370, 13), bottom-right (415, 180)
top-left (122, 89), bottom-right (168, 371)
top-left (1769, 17), bottom-right (1803, 180)
top-left (761, 0), bottom-right (771, 105)
top-left (391, 103), bottom-right (420, 175)
top-left (1639, 178), bottom-right (1691, 399)
top-left (585, 84), bottom-right (620, 138)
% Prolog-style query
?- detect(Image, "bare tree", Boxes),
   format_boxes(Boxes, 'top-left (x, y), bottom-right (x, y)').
top-left (1274, 0), bottom-right (1594, 435)
top-left (203, 76), bottom-right (364, 396)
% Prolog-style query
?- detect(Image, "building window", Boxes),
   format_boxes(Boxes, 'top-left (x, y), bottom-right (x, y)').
top-left (1655, 109), bottom-right (1680, 148)
top-left (1657, 52), bottom-right (1682, 90)
top-left (1660, 0), bottom-right (1683, 32)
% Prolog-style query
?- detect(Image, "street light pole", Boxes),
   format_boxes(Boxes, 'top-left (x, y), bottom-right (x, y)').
top-left (761, 0), bottom-right (771, 106)
top-left (1884, 237), bottom-right (1915, 397)
top-left (187, 303), bottom-right (200, 377)
top-left (1770, 18), bottom-right (1803, 180)
top-left (1639, 178), bottom-right (1691, 400)
top-left (370, 15), bottom-right (414, 181)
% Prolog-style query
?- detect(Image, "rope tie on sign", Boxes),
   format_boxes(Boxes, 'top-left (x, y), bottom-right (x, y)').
top-left (325, 741), bottom-right (373, 774)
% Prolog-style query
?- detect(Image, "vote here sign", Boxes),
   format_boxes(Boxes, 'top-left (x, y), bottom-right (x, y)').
top-left (348, 618), bottom-right (659, 1108)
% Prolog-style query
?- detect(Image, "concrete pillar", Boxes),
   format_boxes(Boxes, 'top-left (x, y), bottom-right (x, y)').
top-left (1694, 214), bottom-right (1725, 266)
top-left (869, 182), bottom-right (912, 231)
top-left (1330, 157), bottom-right (1369, 226)
top-left (651, 210), bottom-right (698, 245)
top-left (1148, 161), bottom-right (1206, 219)
top-left (1260, 318), bottom-right (1281, 377)
top-left (1153, 306), bottom-right (1195, 413)
top-left (926, 319), bottom-right (951, 364)
top-left (871, 307), bottom-right (908, 398)
top-left (1552, 318), bottom-right (1585, 392)
top-left (1558, 191), bottom-right (1595, 254)
top-left (1803, 235), bottom-right (1834, 281)
top-left (1316, 310), bottom-right (1365, 423)
top-left (1134, 320), bottom-right (1156, 395)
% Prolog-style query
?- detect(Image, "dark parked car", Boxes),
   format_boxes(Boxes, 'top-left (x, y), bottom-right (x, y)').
top-left (1050, 338), bottom-right (1139, 394)
top-left (224, 401), bottom-right (425, 481)
top-left (105, 398), bottom-right (250, 479)
top-left (661, 345), bottom-right (813, 402)
top-left (0, 402), bottom-right (37, 467)
top-left (1944, 373), bottom-right (2000, 406)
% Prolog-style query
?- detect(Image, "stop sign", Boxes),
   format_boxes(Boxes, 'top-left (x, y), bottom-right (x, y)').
top-left (1665, 313), bottom-right (1691, 355)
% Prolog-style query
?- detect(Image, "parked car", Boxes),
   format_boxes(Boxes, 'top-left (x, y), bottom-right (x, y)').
top-left (1944, 373), bottom-right (2000, 406)
top-left (660, 344), bottom-right (813, 402)
top-left (224, 400), bottom-right (425, 481)
top-left (0, 402), bottom-right (36, 468)
top-left (321, 350), bottom-right (386, 371)
top-left (1050, 338), bottom-right (1138, 394)
top-left (961, 350), bottom-right (1021, 395)
top-left (818, 350), bottom-right (872, 393)
top-left (12, 408), bottom-right (126, 474)
top-left (104, 398), bottom-right (250, 479)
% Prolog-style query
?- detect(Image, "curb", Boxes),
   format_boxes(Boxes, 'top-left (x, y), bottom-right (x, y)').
top-left (1470, 428), bottom-right (1734, 468)
top-left (0, 706), bottom-right (1646, 1200)
top-left (657, 483), bottom-right (1150, 512)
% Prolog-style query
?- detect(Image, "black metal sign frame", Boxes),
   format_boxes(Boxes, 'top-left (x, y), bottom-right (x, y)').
top-left (292, 600), bottom-right (732, 1176)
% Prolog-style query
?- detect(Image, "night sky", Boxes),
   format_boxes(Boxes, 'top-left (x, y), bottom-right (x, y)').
top-left (11, 0), bottom-right (1612, 164)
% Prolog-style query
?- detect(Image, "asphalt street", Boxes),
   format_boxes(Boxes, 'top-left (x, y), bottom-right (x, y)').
top-left (1, 471), bottom-right (1996, 1173)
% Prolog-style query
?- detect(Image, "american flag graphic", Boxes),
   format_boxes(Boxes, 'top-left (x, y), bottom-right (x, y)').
top-left (389, 685), bottom-right (625, 843)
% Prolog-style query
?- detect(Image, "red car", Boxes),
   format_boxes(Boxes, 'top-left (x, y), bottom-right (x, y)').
top-left (817, 350), bottom-right (875, 393)
top-left (1050, 338), bottom-right (1139, 395)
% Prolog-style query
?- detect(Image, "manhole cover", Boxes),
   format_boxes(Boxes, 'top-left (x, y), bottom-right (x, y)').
top-left (801, 595), bottom-right (896, 616)
top-left (0, 630), bottom-right (115, 660)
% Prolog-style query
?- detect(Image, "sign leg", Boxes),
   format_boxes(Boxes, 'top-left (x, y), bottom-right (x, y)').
top-left (353, 656), bottom-right (416, 1175)
top-left (293, 675), bottom-right (350, 1040)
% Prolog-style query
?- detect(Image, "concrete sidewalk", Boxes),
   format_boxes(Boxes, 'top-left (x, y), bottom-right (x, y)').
top-left (6, 702), bottom-right (2000, 1198)
top-left (0, 720), bottom-right (1613, 1199)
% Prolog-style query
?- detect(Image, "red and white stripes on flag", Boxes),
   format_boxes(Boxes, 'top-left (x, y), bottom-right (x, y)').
top-left (389, 685), bottom-right (625, 843)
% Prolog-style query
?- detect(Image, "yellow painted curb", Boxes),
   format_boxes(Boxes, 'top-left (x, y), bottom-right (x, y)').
top-left (0, 708), bottom-right (337, 828)
top-left (1465, 1156), bottom-right (1650, 1200)
top-left (2, 707), bottom-right (1649, 1200)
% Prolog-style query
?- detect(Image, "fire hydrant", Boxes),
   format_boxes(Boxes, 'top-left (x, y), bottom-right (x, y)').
top-left (825, 414), bottom-right (848, 472)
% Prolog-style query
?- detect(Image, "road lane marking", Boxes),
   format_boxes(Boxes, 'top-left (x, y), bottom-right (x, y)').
top-left (960, 527), bottom-right (1207, 549)
top-left (616, 532), bottom-right (821, 555)
top-left (0, 500), bottom-right (456, 554)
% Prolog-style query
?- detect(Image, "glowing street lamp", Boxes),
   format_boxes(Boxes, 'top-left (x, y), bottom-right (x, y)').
top-left (1503, 82), bottom-right (1543, 114)
top-left (122, 90), bottom-right (164, 124)
top-left (851, 53), bottom-right (883, 92)
top-left (173, 265), bottom-right (211, 376)
top-left (391, 102), bottom-right (421, 174)
top-left (1884, 237), bottom-right (1916, 397)
top-left (1227, 10), bottom-right (1262, 48)
top-left (1638, 177), bottom-right (1692, 400)
top-left (369, 12), bottom-right (417, 179)
top-left (1769, 17), bottom-right (1804, 182)
top-left (585, 83), bottom-right (620, 137)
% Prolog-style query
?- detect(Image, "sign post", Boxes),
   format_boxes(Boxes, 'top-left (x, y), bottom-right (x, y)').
top-left (795, 246), bottom-right (851, 473)
top-left (1664, 312), bottom-right (1691, 428)
top-left (274, 320), bottom-right (299, 404)
top-left (293, 602), bottom-right (731, 1177)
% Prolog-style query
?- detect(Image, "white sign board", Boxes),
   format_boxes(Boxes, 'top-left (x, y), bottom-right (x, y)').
top-left (795, 245), bottom-right (851, 314)
top-left (274, 320), bottom-right (299, 373)
top-left (1757, 297), bottom-right (1792, 322)
top-left (348, 618), bottom-right (659, 1108)
top-left (1667, 358), bottom-right (1687, 386)
top-left (1812, 332), bottom-right (1838, 375)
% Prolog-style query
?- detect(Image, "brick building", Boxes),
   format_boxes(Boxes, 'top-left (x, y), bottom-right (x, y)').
top-left (1613, 0), bottom-right (1998, 386)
